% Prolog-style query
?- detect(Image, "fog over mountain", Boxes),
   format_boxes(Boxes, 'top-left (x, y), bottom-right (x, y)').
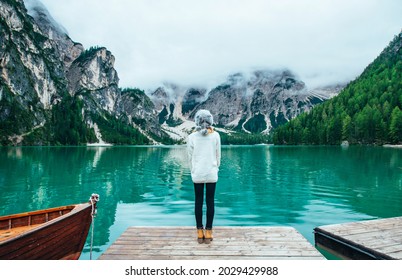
top-left (35, 0), bottom-right (402, 90)
top-left (1, 0), bottom-right (398, 146)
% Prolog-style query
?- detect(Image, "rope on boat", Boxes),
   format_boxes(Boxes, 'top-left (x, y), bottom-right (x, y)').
top-left (89, 193), bottom-right (99, 260)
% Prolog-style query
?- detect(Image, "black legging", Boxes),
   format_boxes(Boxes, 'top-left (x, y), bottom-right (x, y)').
top-left (194, 182), bottom-right (216, 230)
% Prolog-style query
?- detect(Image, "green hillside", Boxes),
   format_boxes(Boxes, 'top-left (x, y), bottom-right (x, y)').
top-left (273, 32), bottom-right (402, 145)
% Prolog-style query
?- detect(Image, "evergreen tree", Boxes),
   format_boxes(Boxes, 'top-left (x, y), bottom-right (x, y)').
top-left (273, 32), bottom-right (402, 145)
top-left (389, 107), bottom-right (402, 143)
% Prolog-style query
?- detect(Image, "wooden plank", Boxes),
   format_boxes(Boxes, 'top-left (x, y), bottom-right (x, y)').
top-left (0, 225), bottom-right (41, 242)
top-left (102, 249), bottom-right (322, 257)
top-left (322, 225), bottom-right (402, 237)
top-left (0, 205), bottom-right (73, 221)
top-left (103, 255), bottom-right (324, 260)
top-left (377, 245), bottom-right (402, 254)
top-left (320, 218), bottom-right (402, 234)
top-left (111, 240), bottom-right (314, 247)
top-left (390, 251), bottom-right (402, 258)
top-left (100, 226), bottom-right (324, 260)
top-left (104, 243), bottom-right (320, 252)
top-left (314, 216), bottom-right (402, 260)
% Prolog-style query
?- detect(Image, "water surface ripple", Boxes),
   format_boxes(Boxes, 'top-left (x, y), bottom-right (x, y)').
top-left (1, 145), bottom-right (401, 259)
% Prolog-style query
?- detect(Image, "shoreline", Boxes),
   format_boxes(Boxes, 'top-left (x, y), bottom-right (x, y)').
top-left (383, 144), bottom-right (402, 148)
top-left (2, 143), bottom-right (401, 148)
top-left (86, 143), bottom-right (113, 147)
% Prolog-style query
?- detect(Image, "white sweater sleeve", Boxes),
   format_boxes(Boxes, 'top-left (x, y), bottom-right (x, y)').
top-left (216, 132), bottom-right (221, 167)
top-left (187, 135), bottom-right (194, 171)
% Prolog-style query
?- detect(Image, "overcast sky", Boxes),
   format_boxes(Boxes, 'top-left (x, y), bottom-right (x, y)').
top-left (31, 0), bottom-right (401, 90)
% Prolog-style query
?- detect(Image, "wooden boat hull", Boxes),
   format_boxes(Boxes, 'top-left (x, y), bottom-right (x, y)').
top-left (0, 202), bottom-right (94, 260)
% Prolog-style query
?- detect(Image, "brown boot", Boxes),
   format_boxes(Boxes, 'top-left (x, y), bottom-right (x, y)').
top-left (197, 229), bottom-right (204, 244)
top-left (204, 229), bottom-right (213, 244)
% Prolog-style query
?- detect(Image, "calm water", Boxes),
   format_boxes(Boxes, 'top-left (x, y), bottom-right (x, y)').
top-left (1, 145), bottom-right (401, 260)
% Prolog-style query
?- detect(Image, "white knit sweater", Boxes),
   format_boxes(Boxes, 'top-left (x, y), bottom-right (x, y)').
top-left (187, 130), bottom-right (221, 183)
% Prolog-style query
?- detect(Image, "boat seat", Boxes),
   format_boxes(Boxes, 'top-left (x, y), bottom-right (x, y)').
top-left (0, 224), bottom-right (41, 242)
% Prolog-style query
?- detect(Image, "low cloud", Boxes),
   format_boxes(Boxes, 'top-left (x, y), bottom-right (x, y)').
top-left (37, 0), bottom-right (402, 90)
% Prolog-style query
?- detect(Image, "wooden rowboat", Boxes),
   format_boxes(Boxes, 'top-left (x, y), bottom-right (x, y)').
top-left (0, 194), bottom-right (99, 260)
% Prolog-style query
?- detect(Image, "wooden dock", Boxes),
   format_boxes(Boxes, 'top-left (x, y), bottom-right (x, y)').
top-left (99, 226), bottom-right (325, 260)
top-left (314, 216), bottom-right (402, 260)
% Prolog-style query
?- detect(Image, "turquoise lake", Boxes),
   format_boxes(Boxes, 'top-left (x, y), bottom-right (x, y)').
top-left (1, 145), bottom-right (401, 260)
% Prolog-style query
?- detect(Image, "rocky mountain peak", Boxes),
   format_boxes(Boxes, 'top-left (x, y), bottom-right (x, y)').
top-left (0, 0), bottom-right (67, 111)
top-left (0, 0), bottom-right (165, 145)
top-left (63, 47), bottom-right (120, 123)
top-left (68, 47), bottom-right (118, 93)
top-left (149, 69), bottom-right (344, 139)
top-left (0, 0), bottom-right (346, 146)
top-left (24, 0), bottom-right (84, 69)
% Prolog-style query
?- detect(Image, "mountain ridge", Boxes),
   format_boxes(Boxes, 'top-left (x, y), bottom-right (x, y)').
top-left (0, 0), bottom-right (352, 146)
top-left (148, 70), bottom-right (343, 143)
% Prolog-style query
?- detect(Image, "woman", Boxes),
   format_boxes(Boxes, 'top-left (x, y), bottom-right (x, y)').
top-left (187, 109), bottom-right (221, 244)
